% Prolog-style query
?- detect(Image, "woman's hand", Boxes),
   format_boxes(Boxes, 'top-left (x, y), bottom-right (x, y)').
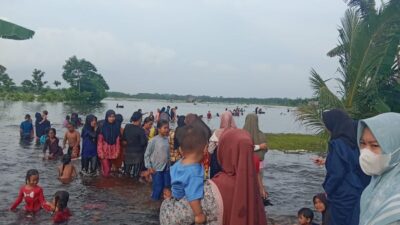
top-left (259, 143), bottom-right (268, 150)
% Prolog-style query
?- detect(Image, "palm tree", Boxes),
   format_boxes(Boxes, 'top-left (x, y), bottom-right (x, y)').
top-left (298, 0), bottom-right (400, 133)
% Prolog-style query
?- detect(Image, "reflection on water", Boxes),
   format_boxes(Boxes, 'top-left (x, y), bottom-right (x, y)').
top-left (0, 100), bottom-right (323, 224)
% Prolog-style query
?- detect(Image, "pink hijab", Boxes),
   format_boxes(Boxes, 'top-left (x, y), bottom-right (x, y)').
top-left (216, 112), bottom-right (237, 137)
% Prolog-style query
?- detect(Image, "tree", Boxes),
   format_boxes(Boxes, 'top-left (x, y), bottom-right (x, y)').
top-left (53, 80), bottom-right (61, 88)
top-left (298, 0), bottom-right (400, 133)
top-left (0, 66), bottom-right (15, 91)
top-left (62, 56), bottom-right (109, 103)
top-left (31, 69), bottom-right (48, 93)
top-left (21, 80), bottom-right (34, 92)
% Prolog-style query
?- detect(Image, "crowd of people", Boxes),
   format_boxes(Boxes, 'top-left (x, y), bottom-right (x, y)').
top-left (12, 106), bottom-right (400, 225)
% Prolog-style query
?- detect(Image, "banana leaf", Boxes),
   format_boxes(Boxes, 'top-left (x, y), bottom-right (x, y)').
top-left (0, 19), bottom-right (34, 40)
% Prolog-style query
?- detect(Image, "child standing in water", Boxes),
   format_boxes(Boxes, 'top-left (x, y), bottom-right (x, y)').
top-left (97, 110), bottom-right (121, 177)
top-left (166, 125), bottom-right (208, 224)
top-left (63, 122), bottom-right (81, 159)
top-left (20, 114), bottom-right (34, 139)
top-left (58, 154), bottom-right (77, 184)
top-left (144, 120), bottom-right (171, 201)
top-left (10, 169), bottom-right (51, 213)
top-left (49, 191), bottom-right (72, 223)
top-left (43, 128), bottom-right (63, 160)
top-left (81, 115), bottom-right (98, 175)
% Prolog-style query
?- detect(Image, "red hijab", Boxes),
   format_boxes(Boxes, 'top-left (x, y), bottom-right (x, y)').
top-left (212, 129), bottom-right (267, 225)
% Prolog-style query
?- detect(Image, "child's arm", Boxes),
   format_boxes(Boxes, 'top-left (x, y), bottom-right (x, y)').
top-left (38, 188), bottom-right (52, 211)
top-left (75, 132), bottom-right (80, 148)
top-left (144, 140), bottom-right (155, 170)
top-left (42, 141), bottom-right (48, 159)
top-left (63, 133), bottom-right (67, 149)
top-left (189, 200), bottom-right (206, 224)
top-left (10, 187), bottom-right (24, 211)
top-left (72, 166), bottom-right (78, 178)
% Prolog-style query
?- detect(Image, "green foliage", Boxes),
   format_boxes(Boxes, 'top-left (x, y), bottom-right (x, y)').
top-left (38, 89), bottom-right (65, 102)
top-left (0, 66), bottom-right (16, 91)
top-left (298, 0), bottom-right (400, 133)
top-left (107, 91), bottom-right (310, 107)
top-left (31, 69), bottom-right (48, 93)
top-left (0, 91), bottom-right (35, 101)
top-left (21, 79), bottom-right (34, 91)
top-left (267, 133), bottom-right (327, 152)
top-left (53, 80), bottom-right (61, 88)
top-left (62, 56), bottom-right (109, 103)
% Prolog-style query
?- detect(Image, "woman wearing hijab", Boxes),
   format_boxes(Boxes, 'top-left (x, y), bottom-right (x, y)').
top-left (243, 113), bottom-right (269, 198)
top-left (160, 129), bottom-right (267, 225)
top-left (313, 193), bottom-right (331, 225)
top-left (111, 114), bottom-right (124, 172)
top-left (208, 112), bottom-right (237, 178)
top-left (81, 115), bottom-right (98, 175)
top-left (97, 110), bottom-right (121, 177)
top-left (357, 113), bottom-right (400, 225)
top-left (322, 109), bottom-right (370, 225)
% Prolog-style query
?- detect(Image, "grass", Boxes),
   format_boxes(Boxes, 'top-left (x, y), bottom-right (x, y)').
top-left (266, 133), bottom-right (327, 153)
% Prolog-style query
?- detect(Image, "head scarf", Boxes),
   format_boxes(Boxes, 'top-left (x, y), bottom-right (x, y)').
top-left (82, 114), bottom-right (96, 132)
top-left (322, 109), bottom-right (357, 148)
top-left (212, 129), bottom-right (267, 225)
top-left (313, 193), bottom-right (331, 225)
top-left (358, 113), bottom-right (400, 225)
top-left (35, 112), bottom-right (42, 124)
top-left (116, 114), bottom-right (123, 126)
top-left (214, 112), bottom-right (237, 138)
top-left (177, 116), bottom-right (186, 128)
top-left (130, 112), bottom-right (142, 122)
top-left (243, 113), bottom-right (267, 160)
top-left (101, 110), bottom-right (120, 145)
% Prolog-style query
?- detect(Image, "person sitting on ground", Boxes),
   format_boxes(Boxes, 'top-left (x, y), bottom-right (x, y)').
top-left (298, 208), bottom-right (318, 225)
top-left (164, 125), bottom-right (208, 224)
top-left (43, 128), bottom-right (63, 160)
top-left (58, 154), bottom-right (77, 184)
top-left (358, 113), bottom-right (400, 225)
top-left (63, 122), bottom-right (81, 159)
top-left (313, 193), bottom-right (331, 225)
top-left (20, 114), bottom-right (34, 139)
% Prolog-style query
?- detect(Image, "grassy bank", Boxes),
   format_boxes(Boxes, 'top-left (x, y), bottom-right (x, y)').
top-left (266, 133), bottom-right (327, 153)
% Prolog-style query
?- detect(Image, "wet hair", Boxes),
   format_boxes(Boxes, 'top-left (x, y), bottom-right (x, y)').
top-left (298, 208), bottom-right (314, 221)
top-left (25, 169), bottom-right (39, 184)
top-left (60, 154), bottom-right (71, 177)
top-left (67, 121), bottom-right (74, 128)
top-left (25, 114), bottom-right (31, 120)
top-left (43, 110), bottom-right (48, 115)
top-left (157, 120), bottom-right (169, 129)
top-left (177, 125), bottom-right (208, 153)
top-left (48, 128), bottom-right (56, 136)
top-left (116, 114), bottom-right (123, 124)
top-left (53, 191), bottom-right (69, 212)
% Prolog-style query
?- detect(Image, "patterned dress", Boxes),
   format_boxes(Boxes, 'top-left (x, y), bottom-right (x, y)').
top-left (160, 180), bottom-right (222, 225)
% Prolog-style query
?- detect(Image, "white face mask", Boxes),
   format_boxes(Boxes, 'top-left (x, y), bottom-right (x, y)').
top-left (359, 148), bottom-right (391, 176)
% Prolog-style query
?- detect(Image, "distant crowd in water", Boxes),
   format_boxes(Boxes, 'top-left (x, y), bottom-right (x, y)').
top-left (12, 106), bottom-right (400, 225)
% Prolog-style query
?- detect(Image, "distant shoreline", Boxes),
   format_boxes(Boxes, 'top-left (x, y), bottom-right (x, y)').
top-left (107, 91), bottom-right (312, 107)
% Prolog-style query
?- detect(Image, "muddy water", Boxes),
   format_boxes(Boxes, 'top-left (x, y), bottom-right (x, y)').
top-left (0, 100), bottom-right (324, 225)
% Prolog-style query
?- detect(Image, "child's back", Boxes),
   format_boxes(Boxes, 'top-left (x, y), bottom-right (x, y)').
top-left (170, 160), bottom-right (204, 201)
top-left (58, 155), bottom-right (77, 184)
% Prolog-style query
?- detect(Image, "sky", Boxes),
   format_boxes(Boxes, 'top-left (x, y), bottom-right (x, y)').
top-left (0, 0), bottom-right (349, 98)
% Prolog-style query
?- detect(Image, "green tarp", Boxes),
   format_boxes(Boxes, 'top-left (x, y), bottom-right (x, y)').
top-left (0, 19), bottom-right (34, 40)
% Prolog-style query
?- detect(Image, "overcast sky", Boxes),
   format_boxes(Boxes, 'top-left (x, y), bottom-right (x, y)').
top-left (0, 0), bottom-right (348, 98)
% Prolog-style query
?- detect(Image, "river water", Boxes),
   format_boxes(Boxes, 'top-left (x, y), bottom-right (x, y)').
top-left (0, 99), bottom-right (325, 225)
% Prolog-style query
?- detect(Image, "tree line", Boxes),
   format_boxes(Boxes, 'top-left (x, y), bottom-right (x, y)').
top-left (107, 91), bottom-right (311, 107)
top-left (0, 56), bottom-right (109, 103)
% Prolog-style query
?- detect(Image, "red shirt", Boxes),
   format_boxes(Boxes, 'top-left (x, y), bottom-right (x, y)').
top-left (253, 155), bottom-right (261, 174)
top-left (53, 208), bottom-right (72, 223)
top-left (10, 185), bottom-right (50, 212)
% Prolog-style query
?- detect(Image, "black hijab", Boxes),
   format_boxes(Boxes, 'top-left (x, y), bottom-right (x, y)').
top-left (101, 110), bottom-right (120, 145)
top-left (177, 116), bottom-right (186, 128)
top-left (82, 114), bottom-right (97, 137)
top-left (322, 109), bottom-right (357, 148)
top-left (313, 193), bottom-right (331, 225)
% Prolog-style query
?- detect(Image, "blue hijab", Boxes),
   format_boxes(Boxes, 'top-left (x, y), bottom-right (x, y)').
top-left (101, 110), bottom-right (120, 145)
top-left (358, 113), bottom-right (400, 225)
